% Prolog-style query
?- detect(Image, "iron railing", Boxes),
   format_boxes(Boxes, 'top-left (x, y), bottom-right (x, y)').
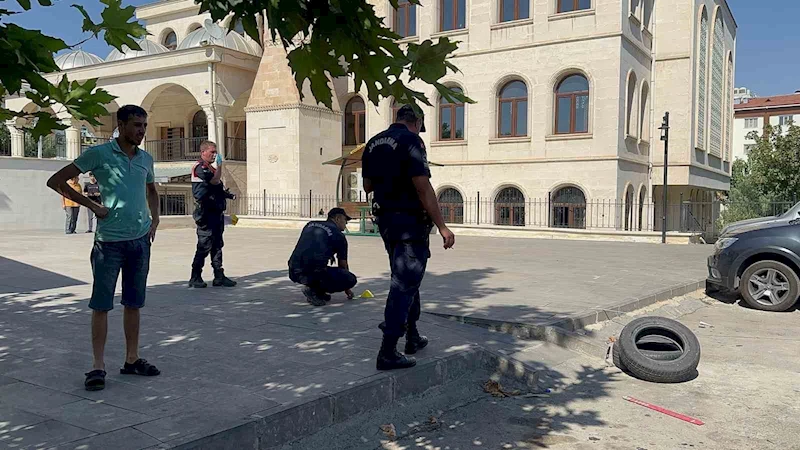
top-left (226, 137), bottom-right (247, 161)
top-left (142, 137), bottom-right (247, 162)
top-left (158, 191), bottom-right (189, 216)
top-left (227, 192), bottom-right (338, 219)
top-left (142, 137), bottom-right (206, 162)
top-left (23, 132), bottom-right (66, 159)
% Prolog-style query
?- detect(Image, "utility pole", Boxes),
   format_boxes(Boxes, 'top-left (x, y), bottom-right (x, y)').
top-left (659, 112), bottom-right (670, 244)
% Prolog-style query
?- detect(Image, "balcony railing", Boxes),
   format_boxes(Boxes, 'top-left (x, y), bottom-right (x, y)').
top-left (142, 137), bottom-right (247, 162)
top-left (226, 137), bottom-right (247, 161)
top-left (142, 137), bottom-right (205, 162)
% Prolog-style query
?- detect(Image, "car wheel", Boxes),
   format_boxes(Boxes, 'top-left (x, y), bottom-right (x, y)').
top-left (739, 260), bottom-right (800, 312)
top-left (617, 317), bottom-right (701, 383)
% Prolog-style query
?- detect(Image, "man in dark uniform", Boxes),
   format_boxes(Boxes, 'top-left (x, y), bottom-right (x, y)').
top-left (288, 208), bottom-right (357, 306)
top-left (362, 105), bottom-right (456, 371)
top-left (188, 140), bottom-right (236, 288)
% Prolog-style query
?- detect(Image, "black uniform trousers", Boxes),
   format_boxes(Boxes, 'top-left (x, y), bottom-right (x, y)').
top-left (192, 214), bottom-right (224, 273)
top-left (377, 213), bottom-right (431, 338)
top-left (289, 267), bottom-right (357, 295)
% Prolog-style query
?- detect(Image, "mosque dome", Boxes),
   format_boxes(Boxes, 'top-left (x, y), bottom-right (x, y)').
top-left (177, 25), bottom-right (261, 56)
top-left (106, 39), bottom-right (170, 61)
top-left (54, 49), bottom-right (104, 70)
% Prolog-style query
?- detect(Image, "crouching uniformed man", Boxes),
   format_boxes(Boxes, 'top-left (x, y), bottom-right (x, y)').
top-left (362, 105), bottom-right (456, 371)
top-left (288, 208), bottom-right (357, 306)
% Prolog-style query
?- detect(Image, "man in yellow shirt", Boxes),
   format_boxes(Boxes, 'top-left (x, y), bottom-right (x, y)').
top-left (63, 176), bottom-right (81, 234)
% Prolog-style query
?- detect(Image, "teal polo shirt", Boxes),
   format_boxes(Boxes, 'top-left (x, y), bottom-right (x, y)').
top-left (73, 139), bottom-right (155, 242)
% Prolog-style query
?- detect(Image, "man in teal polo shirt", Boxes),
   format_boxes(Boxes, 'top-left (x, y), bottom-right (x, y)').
top-left (47, 105), bottom-right (161, 391)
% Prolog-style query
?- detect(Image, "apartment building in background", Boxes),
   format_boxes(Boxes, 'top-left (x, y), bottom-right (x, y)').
top-left (732, 91), bottom-right (800, 162)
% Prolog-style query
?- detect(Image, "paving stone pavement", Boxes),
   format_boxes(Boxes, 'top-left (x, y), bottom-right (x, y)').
top-left (0, 228), bottom-right (712, 448)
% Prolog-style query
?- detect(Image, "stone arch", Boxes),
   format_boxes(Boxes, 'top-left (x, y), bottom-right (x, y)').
top-left (437, 186), bottom-right (466, 224)
top-left (637, 184), bottom-right (648, 231)
top-left (625, 69), bottom-right (638, 137)
top-left (493, 184), bottom-right (526, 226)
top-left (551, 67), bottom-right (593, 135)
top-left (551, 184), bottom-right (587, 229)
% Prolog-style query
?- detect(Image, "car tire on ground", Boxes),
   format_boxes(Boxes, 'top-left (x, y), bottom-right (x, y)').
top-left (617, 317), bottom-right (701, 383)
top-left (612, 334), bottom-right (684, 372)
top-left (739, 260), bottom-right (800, 312)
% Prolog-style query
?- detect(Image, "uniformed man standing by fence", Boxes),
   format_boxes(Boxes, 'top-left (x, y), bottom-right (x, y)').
top-left (362, 105), bottom-right (456, 371)
top-left (188, 141), bottom-right (236, 288)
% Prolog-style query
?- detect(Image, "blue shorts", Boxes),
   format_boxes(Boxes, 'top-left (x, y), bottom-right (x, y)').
top-left (89, 235), bottom-right (151, 311)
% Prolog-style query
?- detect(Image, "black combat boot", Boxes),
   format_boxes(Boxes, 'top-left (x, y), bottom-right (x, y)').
top-left (188, 269), bottom-right (207, 288)
top-left (404, 322), bottom-right (429, 355)
top-left (376, 335), bottom-right (416, 370)
top-left (212, 269), bottom-right (237, 287)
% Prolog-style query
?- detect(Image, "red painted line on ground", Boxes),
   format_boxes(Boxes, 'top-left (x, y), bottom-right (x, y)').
top-left (623, 396), bottom-right (705, 426)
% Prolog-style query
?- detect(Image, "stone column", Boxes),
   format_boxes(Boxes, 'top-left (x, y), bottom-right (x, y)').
top-left (65, 124), bottom-right (81, 160)
top-left (6, 122), bottom-right (25, 157)
top-left (202, 105), bottom-right (228, 158)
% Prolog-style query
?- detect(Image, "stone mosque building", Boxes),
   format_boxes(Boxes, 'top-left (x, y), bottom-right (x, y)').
top-left (3, 0), bottom-right (736, 232)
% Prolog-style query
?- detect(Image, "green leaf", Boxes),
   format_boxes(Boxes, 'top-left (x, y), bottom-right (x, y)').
top-left (28, 112), bottom-right (66, 141)
top-left (72, 0), bottom-right (147, 51)
top-left (15, 0), bottom-right (32, 11)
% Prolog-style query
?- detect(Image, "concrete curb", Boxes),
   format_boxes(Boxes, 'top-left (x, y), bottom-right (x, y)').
top-left (154, 347), bottom-right (540, 449)
top-left (426, 279), bottom-right (707, 356)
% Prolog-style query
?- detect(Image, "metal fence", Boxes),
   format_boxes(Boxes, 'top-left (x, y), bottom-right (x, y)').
top-left (158, 192), bottom-right (189, 216)
top-left (227, 192), bottom-right (339, 218)
top-left (181, 191), bottom-right (798, 236)
top-left (23, 131), bottom-right (66, 159)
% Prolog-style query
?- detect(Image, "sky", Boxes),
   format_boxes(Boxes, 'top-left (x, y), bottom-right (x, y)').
top-left (6, 0), bottom-right (799, 97)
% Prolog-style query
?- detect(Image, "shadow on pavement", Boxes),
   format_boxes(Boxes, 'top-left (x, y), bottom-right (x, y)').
top-left (0, 256), bottom-right (86, 294)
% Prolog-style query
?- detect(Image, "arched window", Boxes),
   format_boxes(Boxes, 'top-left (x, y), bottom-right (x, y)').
top-left (724, 53), bottom-right (733, 161)
top-left (640, 82), bottom-right (650, 141)
top-left (626, 72), bottom-right (638, 137)
top-left (696, 9), bottom-right (709, 150)
top-left (495, 187), bottom-right (525, 226)
top-left (500, 0), bottom-right (529, 22)
top-left (188, 23), bottom-right (202, 34)
top-left (438, 188), bottom-right (464, 224)
top-left (709, 12), bottom-right (725, 157)
top-left (394, 0), bottom-right (417, 38)
top-left (624, 185), bottom-right (634, 231)
top-left (441, 0), bottom-right (466, 31)
top-left (643, 0), bottom-right (653, 30)
top-left (497, 81), bottom-right (528, 137)
top-left (440, 87), bottom-right (465, 141)
top-left (192, 110), bottom-right (208, 138)
top-left (345, 97), bottom-right (366, 145)
top-left (558, 0), bottom-right (591, 13)
top-left (552, 186), bottom-right (586, 229)
top-left (163, 30), bottom-right (177, 51)
top-left (555, 74), bottom-right (590, 134)
top-left (638, 187), bottom-right (647, 231)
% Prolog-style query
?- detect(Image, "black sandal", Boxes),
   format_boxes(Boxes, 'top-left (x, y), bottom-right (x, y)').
top-left (120, 358), bottom-right (160, 376)
top-left (84, 369), bottom-right (106, 391)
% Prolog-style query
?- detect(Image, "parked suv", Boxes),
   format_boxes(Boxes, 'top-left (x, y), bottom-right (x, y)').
top-left (707, 219), bottom-right (800, 311)
top-left (719, 201), bottom-right (800, 236)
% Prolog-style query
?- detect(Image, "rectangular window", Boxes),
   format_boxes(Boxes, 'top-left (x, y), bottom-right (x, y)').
top-left (779, 115), bottom-right (794, 126)
top-left (499, 102), bottom-right (513, 136)
top-left (501, 0), bottom-right (529, 22)
top-left (558, 0), bottom-right (591, 13)
top-left (575, 94), bottom-right (589, 133)
top-left (454, 105), bottom-right (465, 139)
top-left (395, 0), bottom-right (417, 38)
top-left (515, 101), bottom-right (528, 136)
top-left (556, 97), bottom-right (572, 134)
top-left (744, 118), bottom-right (758, 129)
top-left (441, 0), bottom-right (465, 31)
